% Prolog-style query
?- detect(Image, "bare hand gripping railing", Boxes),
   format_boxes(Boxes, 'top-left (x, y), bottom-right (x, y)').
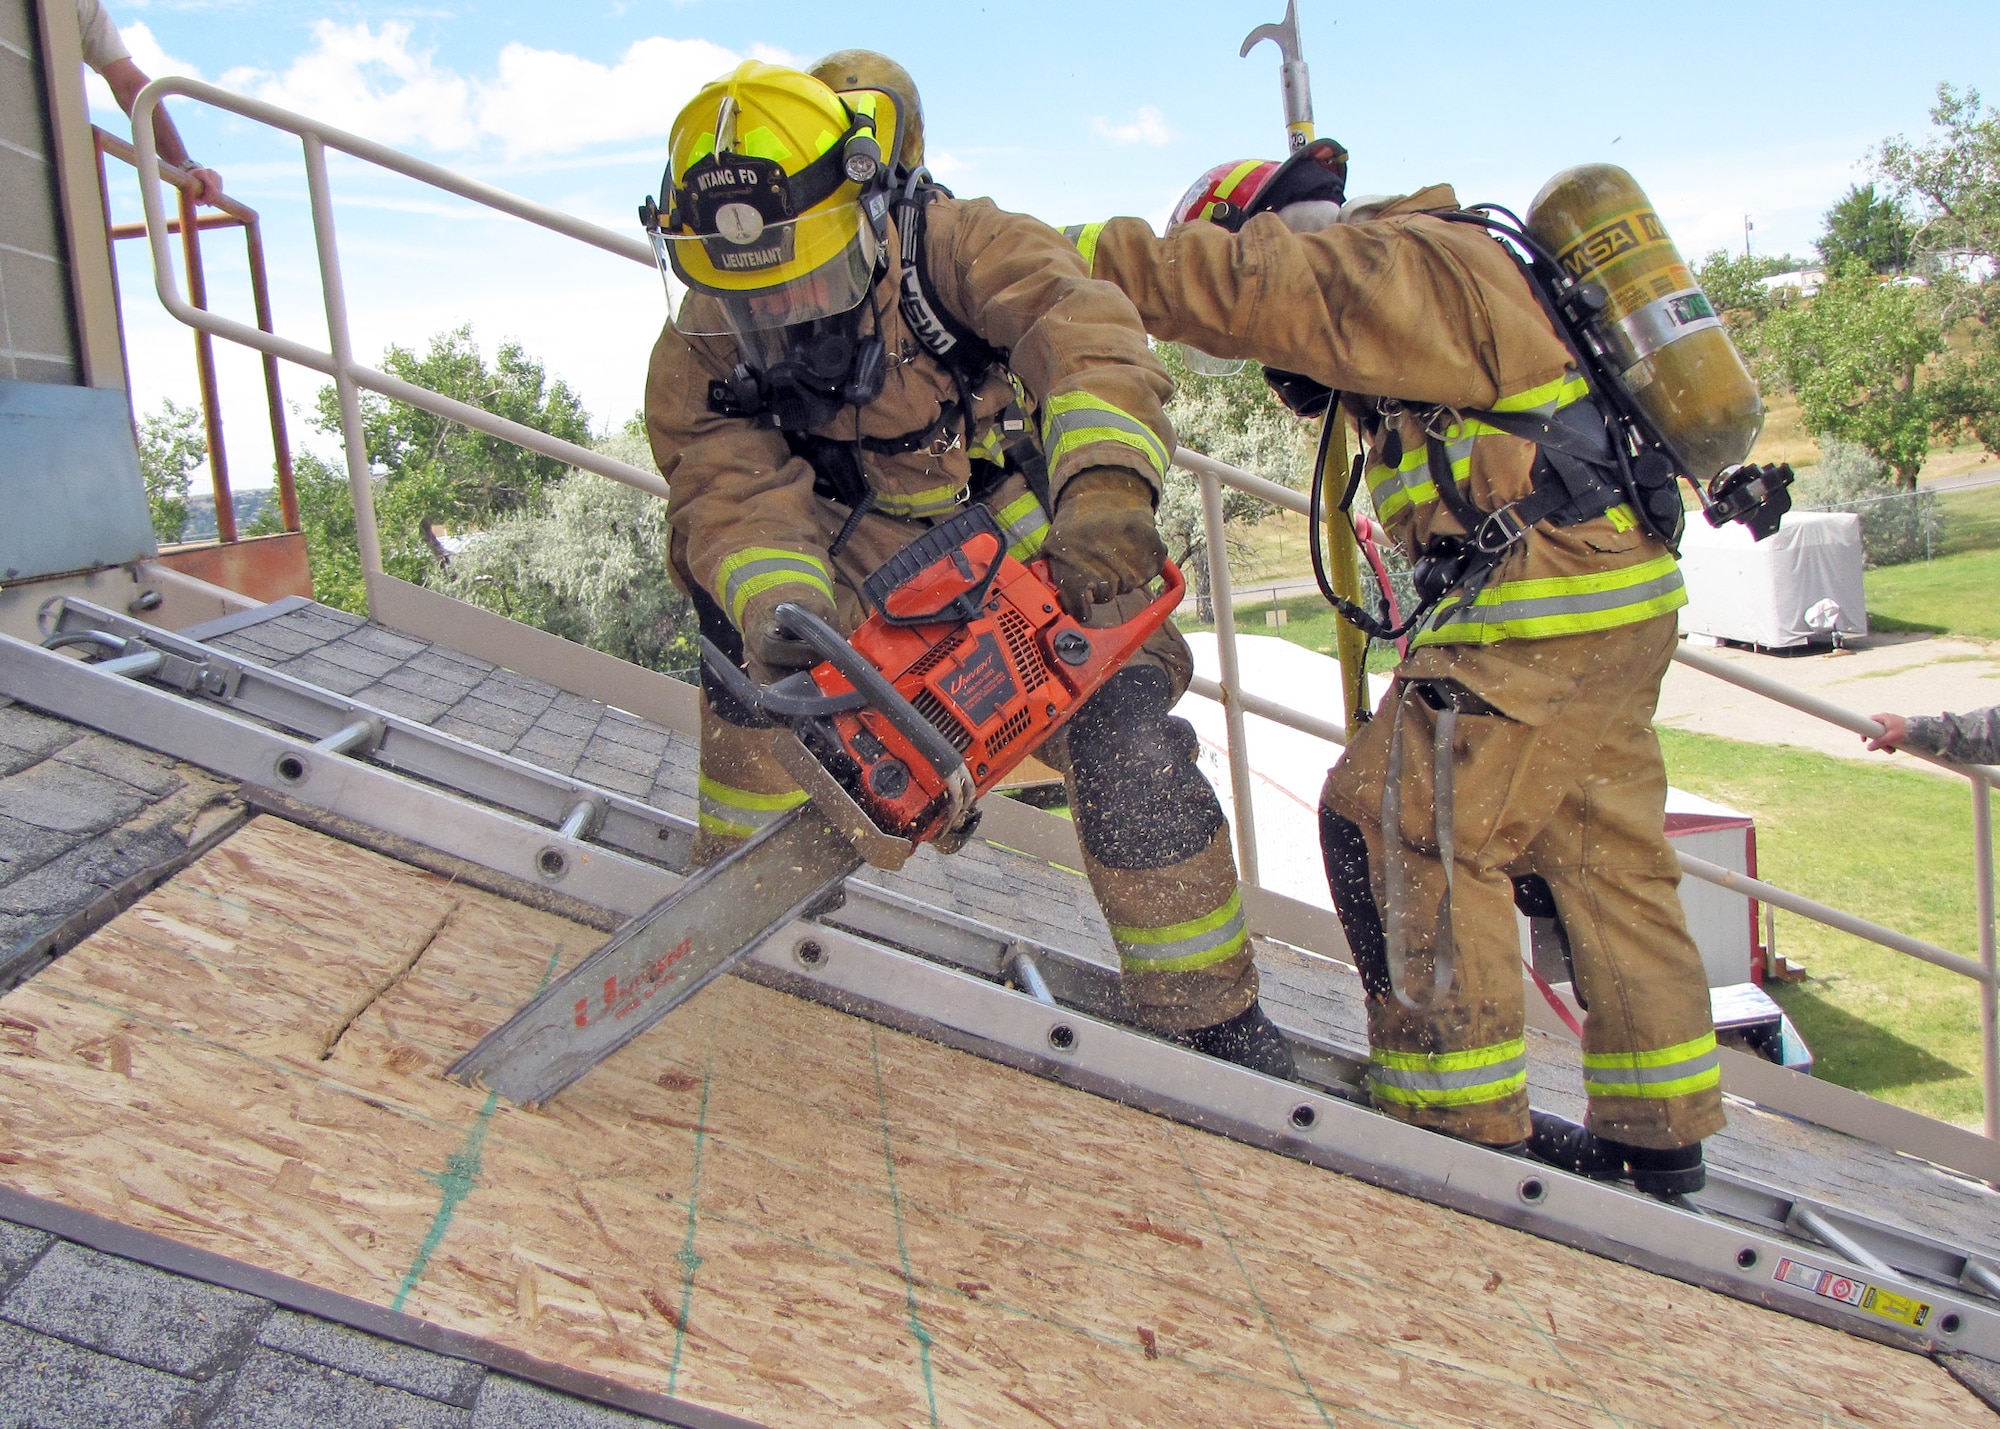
top-left (127, 77), bottom-right (667, 582)
top-left (1177, 443), bottom-right (1999, 1140)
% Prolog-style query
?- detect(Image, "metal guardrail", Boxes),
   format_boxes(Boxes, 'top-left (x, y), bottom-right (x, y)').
top-left (126, 78), bottom-right (666, 580)
top-left (95, 126), bottom-right (300, 541)
top-left (123, 77), bottom-right (1995, 1144)
top-left (1177, 446), bottom-right (2000, 1143)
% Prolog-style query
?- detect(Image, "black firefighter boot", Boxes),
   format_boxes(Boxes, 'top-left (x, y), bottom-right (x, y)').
top-left (1528, 1110), bottom-right (1706, 1198)
top-left (1170, 1001), bottom-right (1297, 1080)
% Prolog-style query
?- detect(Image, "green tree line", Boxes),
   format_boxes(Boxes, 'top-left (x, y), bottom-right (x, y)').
top-left (1703, 84), bottom-right (2000, 491)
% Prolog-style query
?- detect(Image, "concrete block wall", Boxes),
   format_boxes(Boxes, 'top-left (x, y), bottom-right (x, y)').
top-left (0, 0), bottom-right (79, 384)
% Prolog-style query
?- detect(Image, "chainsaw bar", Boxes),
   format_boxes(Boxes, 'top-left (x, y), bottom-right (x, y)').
top-left (448, 805), bottom-right (862, 1104)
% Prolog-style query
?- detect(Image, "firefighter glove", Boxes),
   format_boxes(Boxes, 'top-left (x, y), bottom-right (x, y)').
top-left (738, 583), bottom-right (840, 684)
top-left (1045, 466), bottom-right (1166, 616)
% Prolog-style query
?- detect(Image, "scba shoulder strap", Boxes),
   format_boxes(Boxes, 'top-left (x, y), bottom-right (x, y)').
top-left (1434, 206), bottom-right (1689, 549)
top-left (891, 174), bottom-right (1006, 384)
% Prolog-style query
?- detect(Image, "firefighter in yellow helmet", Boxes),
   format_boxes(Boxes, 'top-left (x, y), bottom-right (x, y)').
top-left (1066, 143), bottom-right (1726, 1195)
top-left (640, 58), bottom-right (1294, 1077)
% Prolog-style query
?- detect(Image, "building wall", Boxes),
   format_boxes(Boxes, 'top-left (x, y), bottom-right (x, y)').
top-left (0, 0), bottom-right (80, 384)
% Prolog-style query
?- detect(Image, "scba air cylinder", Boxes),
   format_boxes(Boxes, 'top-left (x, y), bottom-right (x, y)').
top-left (1527, 164), bottom-right (1763, 482)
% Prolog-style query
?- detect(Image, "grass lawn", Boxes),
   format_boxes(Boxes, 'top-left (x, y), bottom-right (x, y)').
top-left (1657, 728), bottom-right (1991, 1128)
top-left (1866, 483), bottom-right (2000, 640)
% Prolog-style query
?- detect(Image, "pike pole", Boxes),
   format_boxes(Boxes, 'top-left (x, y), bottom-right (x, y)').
top-left (1243, 2), bottom-right (1372, 729)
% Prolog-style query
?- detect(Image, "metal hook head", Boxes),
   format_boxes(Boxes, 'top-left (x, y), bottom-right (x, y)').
top-left (1240, 0), bottom-right (1302, 61)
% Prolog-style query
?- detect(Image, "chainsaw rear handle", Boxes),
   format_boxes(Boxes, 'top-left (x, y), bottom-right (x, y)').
top-left (774, 601), bottom-right (977, 824)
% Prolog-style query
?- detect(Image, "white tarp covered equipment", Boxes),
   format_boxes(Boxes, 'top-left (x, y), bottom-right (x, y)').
top-left (1677, 511), bottom-right (1867, 649)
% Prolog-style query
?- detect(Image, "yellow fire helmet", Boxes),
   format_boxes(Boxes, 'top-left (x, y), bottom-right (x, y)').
top-left (645, 61), bottom-right (890, 338)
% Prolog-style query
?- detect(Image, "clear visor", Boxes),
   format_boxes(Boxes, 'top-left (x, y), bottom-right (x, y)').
top-left (1177, 344), bottom-right (1246, 378)
top-left (653, 201), bottom-right (880, 337)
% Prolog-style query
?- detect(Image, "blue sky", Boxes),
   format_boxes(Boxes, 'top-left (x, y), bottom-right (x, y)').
top-left (91, 0), bottom-right (2000, 487)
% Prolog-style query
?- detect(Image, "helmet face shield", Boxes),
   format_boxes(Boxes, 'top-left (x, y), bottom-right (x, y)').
top-left (1176, 345), bottom-right (1246, 378)
top-left (655, 201), bottom-right (881, 337)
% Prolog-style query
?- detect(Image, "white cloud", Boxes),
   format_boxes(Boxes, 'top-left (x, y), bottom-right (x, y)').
top-left (222, 22), bottom-right (480, 151)
top-left (1091, 105), bottom-right (1173, 148)
top-left (925, 148), bottom-right (968, 182)
top-left (473, 35), bottom-right (739, 159)
top-left (122, 21), bottom-right (202, 81)
top-left (85, 20), bottom-right (203, 117)
top-left (217, 23), bottom-right (798, 162)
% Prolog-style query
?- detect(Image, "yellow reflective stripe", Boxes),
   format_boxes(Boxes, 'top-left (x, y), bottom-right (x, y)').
top-left (696, 774), bottom-right (807, 840)
top-left (969, 426), bottom-right (1006, 463)
top-left (1372, 1072), bottom-right (1529, 1109)
top-left (1008, 526), bottom-right (1049, 560)
top-left (1370, 1038), bottom-right (1528, 1109)
top-left (994, 491), bottom-right (1050, 560)
top-left (1111, 892), bottom-right (1248, 974)
top-left (1584, 1031), bottom-right (1717, 1071)
top-left (1605, 503), bottom-right (1638, 532)
top-left (735, 125), bottom-right (795, 163)
top-left (1491, 372), bottom-right (1592, 415)
top-left (1414, 555), bottom-right (1687, 646)
top-left (1212, 159), bottom-right (1265, 206)
top-left (1585, 1067), bottom-right (1722, 1100)
top-left (716, 547), bottom-right (834, 628)
top-left (1042, 391), bottom-right (1170, 479)
top-left (873, 483), bottom-right (965, 519)
top-left (1368, 444), bottom-right (1449, 522)
top-left (1583, 1031), bottom-right (1722, 1101)
top-left (1064, 221), bottom-right (1108, 271)
top-left (1371, 1038), bottom-right (1526, 1074)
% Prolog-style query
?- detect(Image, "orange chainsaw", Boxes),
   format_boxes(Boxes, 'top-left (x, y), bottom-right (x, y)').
top-left (452, 505), bottom-right (1183, 1104)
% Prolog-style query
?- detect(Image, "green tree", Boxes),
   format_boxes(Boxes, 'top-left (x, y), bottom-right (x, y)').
top-left (309, 324), bottom-right (591, 571)
top-left (137, 398), bottom-right (205, 545)
top-left (1154, 343), bottom-right (1316, 620)
top-left (437, 430), bottom-right (693, 672)
top-left (1760, 263), bottom-right (1944, 488)
top-left (1692, 249), bottom-right (1808, 321)
top-left (1877, 84), bottom-right (2000, 460)
top-left (286, 450), bottom-right (369, 614)
top-left (1817, 184), bottom-right (1916, 274)
top-left (1877, 83), bottom-right (2000, 263)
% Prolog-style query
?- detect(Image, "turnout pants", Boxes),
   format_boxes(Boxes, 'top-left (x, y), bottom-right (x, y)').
top-left (1321, 614), bottom-right (1725, 1150)
top-left (683, 482), bottom-right (1258, 1035)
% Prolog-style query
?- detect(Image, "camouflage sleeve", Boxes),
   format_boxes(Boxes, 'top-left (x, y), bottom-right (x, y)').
top-left (1901, 707), bottom-right (2000, 764)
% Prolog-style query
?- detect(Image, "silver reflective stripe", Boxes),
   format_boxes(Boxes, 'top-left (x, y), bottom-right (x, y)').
top-left (720, 554), bottom-right (831, 622)
top-left (1584, 1048), bottom-right (1720, 1089)
top-left (1112, 906), bottom-right (1247, 970)
top-left (1369, 1051), bottom-right (1528, 1094)
top-left (1043, 399), bottom-right (1171, 476)
top-left (999, 502), bottom-right (1049, 557)
top-left (1434, 566), bottom-right (1686, 630)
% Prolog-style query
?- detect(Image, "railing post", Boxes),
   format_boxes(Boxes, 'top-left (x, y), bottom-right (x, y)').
top-left (300, 133), bottom-right (383, 593)
top-left (1197, 468), bottom-right (1260, 885)
top-left (177, 182), bottom-right (234, 542)
top-left (1976, 774), bottom-right (1997, 1143)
